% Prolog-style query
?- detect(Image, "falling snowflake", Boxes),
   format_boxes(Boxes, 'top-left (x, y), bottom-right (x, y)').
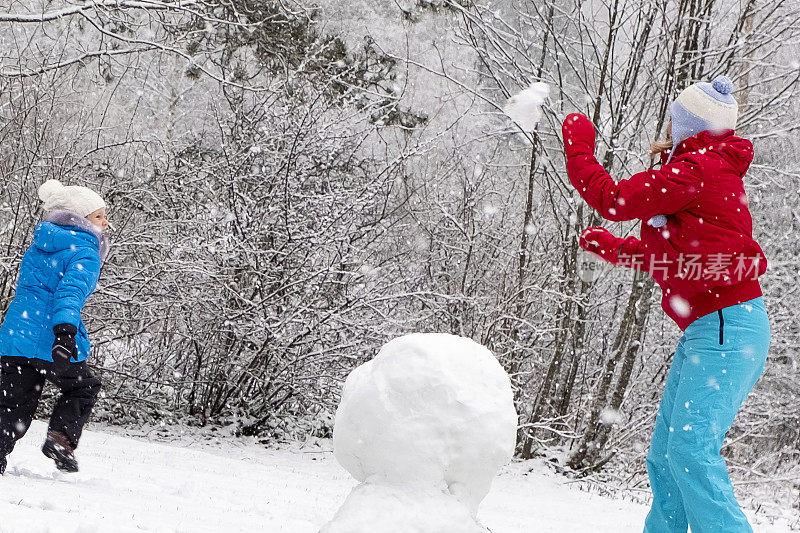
top-left (669, 295), bottom-right (691, 317)
top-left (599, 408), bottom-right (624, 426)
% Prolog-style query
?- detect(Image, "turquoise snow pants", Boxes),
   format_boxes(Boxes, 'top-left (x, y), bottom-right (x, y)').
top-left (643, 297), bottom-right (770, 533)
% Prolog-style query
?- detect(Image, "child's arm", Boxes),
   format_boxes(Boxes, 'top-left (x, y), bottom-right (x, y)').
top-left (563, 113), bottom-right (701, 222)
top-left (52, 250), bottom-right (102, 328)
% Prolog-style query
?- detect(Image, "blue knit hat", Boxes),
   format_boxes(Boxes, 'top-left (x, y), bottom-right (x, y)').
top-left (648, 76), bottom-right (739, 229)
top-left (669, 76), bottom-right (738, 146)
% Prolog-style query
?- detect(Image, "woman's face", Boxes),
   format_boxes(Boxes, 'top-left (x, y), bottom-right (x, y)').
top-left (87, 208), bottom-right (109, 233)
top-left (667, 120), bottom-right (673, 138)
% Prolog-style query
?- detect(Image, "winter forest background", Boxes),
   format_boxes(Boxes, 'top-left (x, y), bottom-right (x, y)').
top-left (0, 0), bottom-right (798, 522)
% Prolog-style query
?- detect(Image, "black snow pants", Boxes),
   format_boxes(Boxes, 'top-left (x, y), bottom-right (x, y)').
top-left (0, 356), bottom-right (101, 457)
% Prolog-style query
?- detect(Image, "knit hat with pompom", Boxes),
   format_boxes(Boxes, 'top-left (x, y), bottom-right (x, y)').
top-left (38, 179), bottom-right (106, 217)
top-left (669, 75), bottom-right (738, 146)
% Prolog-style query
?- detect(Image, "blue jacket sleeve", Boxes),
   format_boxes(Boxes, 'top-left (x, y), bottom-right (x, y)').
top-left (52, 250), bottom-right (101, 327)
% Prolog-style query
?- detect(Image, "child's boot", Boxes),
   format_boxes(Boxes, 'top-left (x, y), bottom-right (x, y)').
top-left (42, 429), bottom-right (78, 473)
top-left (0, 455), bottom-right (6, 475)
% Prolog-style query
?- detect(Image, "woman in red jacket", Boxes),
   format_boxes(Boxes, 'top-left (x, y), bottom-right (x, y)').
top-left (562, 76), bottom-right (769, 533)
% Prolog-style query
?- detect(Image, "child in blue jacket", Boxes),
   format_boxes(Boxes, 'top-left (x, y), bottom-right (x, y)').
top-left (0, 179), bottom-right (109, 474)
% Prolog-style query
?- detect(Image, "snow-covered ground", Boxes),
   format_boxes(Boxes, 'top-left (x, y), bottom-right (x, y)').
top-left (0, 421), bottom-right (793, 533)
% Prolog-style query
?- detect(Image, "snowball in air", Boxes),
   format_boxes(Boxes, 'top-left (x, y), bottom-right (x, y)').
top-left (504, 82), bottom-right (550, 132)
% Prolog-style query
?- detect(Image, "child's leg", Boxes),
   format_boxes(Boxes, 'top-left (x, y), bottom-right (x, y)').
top-left (666, 298), bottom-right (770, 533)
top-left (47, 362), bottom-right (102, 448)
top-left (0, 357), bottom-right (46, 457)
top-left (644, 336), bottom-right (689, 533)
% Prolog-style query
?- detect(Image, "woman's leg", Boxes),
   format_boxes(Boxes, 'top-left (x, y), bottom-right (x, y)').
top-left (0, 357), bottom-right (46, 457)
top-left (47, 361), bottom-right (102, 448)
top-left (666, 298), bottom-right (770, 533)
top-left (644, 336), bottom-right (689, 533)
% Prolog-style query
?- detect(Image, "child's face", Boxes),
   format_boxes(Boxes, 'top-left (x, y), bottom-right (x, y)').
top-left (87, 208), bottom-right (109, 233)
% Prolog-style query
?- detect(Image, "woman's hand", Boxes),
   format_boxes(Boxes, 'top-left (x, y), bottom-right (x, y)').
top-left (579, 226), bottom-right (622, 265)
top-left (562, 113), bottom-right (596, 158)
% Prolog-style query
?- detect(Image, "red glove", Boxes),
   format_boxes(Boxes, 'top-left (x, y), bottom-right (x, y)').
top-left (562, 113), bottom-right (596, 158)
top-left (579, 226), bottom-right (622, 265)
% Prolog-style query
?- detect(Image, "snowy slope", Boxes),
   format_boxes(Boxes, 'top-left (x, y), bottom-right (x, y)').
top-left (0, 421), bottom-right (793, 533)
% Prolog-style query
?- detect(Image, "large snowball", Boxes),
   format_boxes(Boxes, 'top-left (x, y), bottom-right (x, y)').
top-left (332, 333), bottom-right (518, 513)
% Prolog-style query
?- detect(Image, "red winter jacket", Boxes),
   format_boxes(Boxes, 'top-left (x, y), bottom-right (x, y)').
top-left (562, 113), bottom-right (766, 330)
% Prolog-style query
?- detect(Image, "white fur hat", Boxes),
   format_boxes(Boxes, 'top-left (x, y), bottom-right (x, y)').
top-left (38, 179), bottom-right (106, 217)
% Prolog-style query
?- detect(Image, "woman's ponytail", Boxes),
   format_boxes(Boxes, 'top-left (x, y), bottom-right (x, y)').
top-left (649, 138), bottom-right (673, 158)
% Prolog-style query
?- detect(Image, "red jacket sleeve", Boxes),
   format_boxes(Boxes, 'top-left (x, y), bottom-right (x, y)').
top-left (616, 236), bottom-right (650, 272)
top-left (563, 113), bottom-right (702, 222)
top-left (580, 226), bottom-right (650, 271)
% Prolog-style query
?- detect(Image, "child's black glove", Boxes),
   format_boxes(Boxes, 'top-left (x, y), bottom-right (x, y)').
top-left (52, 323), bottom-right (78, 373)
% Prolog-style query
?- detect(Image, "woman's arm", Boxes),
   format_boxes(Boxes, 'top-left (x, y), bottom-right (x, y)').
top-left (580, 226), bottom-right (650, 272)
top-left (563, 113), bottom-right (701, 222)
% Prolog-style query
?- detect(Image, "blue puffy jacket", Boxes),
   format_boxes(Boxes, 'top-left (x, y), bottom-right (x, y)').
top-left (0, 211), bottom-right (106, 362)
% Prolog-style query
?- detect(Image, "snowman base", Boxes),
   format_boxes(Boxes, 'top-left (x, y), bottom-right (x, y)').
top-left (320, 482), bottom-right (488, 533)
top-left (323, 333), bottom-right (517, 533)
